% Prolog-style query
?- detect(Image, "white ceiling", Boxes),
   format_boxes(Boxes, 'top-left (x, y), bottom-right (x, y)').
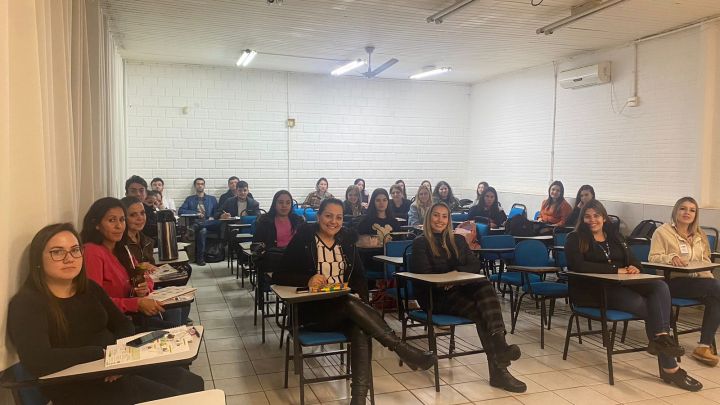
top-left (101, 0), bottom-right (720, 83)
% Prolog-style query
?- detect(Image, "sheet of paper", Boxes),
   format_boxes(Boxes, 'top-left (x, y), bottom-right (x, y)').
top-left (104, 326), bottom-right (194, 367)
top-left (148, 286), bottom-right (196, 302)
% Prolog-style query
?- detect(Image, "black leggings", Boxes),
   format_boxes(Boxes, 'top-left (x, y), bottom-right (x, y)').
top-left (45, 366), bottom-right (204, 405)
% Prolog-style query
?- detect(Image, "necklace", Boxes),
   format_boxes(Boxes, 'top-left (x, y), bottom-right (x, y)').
top-left (596, 240), bottom-right (611, 264)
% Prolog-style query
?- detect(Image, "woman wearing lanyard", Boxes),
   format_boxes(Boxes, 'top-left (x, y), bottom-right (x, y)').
top-left (566, 200), bottom-right (702, 391)
top-left (649, 197), bottom-right (720, 366)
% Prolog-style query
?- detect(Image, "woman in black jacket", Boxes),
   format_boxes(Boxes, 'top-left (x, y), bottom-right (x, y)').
top-left (410, 202), bottom-right (526, 393)
top-left (7, 223), bottom-right (203, 405)
top-left (467, 187), bottom-right (507, 228)
top-left (272, 198), bottom-right (433, 405)
top-left (565, 184), bottom-right (595, 228)
top-left (253, 190), bottom-right (304, 249)
top-left (565, 200), bottom-right (702, 392)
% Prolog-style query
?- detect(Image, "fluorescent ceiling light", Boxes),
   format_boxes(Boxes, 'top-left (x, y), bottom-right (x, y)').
top-left (537, 0), bottom-right (628, 35)
top-left (236, 49), bottom-right (258, 67)
top-left (331, 59), bottom-right (366, 76)
top-left (409, 67), bottom-right (452, 80)
top-left (427, 0), bottom-right (476, 24)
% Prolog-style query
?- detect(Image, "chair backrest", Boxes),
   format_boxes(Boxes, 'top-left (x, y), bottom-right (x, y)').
top-left (304, 208), bottom-right (318, 222)
top-left (702, 226), bottom-right (719, 251)
top-left (293, 207), bottom-right (305, 217)
top-left (533, 211), bottom-right (541, 220)
top-left (629, 219), bottom-right (663, 242)
top-left (402, 244), bottom-right (416, 299)
top-left (451, 212), bottom-right (468, 222)
top-left (630, 243), bottom-right (651, 264)
top-left (513, 240), bottom-right (551, 267)
top-left (384, 240), bottom-right (413, 278)
top-left (507, 203), bottom-right (527, 220)
top-left (1, 363), bottom-right (48, 405)
top-left (239, 213), bottom-right (258, 234)
top-left (553, 231), bottom-right (569, 268)
top-left (479, 234), bottom-right (515, 249)
top-left (475, 222), bottom-right (490, 238)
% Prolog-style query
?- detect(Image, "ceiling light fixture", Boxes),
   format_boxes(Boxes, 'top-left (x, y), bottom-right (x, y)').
top-left (331, 59), bottom-right (366, 76)
top-left (236, 49), bottom-right (258, 67)
top-left (426, 0), bottom-right (476, 24)
top-left (537, 0), bottom-right (629, 35)
top-left (409, 67), bottom-right (452, 80)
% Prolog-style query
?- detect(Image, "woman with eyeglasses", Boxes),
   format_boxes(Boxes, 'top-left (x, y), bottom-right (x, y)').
top-left (8, 223), bottom-right (203, 404)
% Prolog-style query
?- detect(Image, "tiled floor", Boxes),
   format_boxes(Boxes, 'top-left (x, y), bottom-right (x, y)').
top-left (186, 262), bottom-right (720, 404)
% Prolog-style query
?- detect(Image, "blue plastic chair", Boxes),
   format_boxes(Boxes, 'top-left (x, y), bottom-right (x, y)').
top-left (451, 212), bottom-right (468, 223)
top-left (475, 223), bottom-right (490, 239)
top-left (533, 211), bottom-right (541, 220)
top-left (0, 363), bottom-right (48, 405)
top-left (377, 240), bottom-right (413, 317)
top-left (507, 203), bottom-right (526, 220)
top-left (303, 207), bottom-right (318, 222)
top-left (509, 240), bottom-right (566, 348)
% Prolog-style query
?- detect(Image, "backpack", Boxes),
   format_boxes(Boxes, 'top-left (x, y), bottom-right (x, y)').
top-left (454, 220), bottom-right (481, 250)
top-left (505, 215), bottom-right (535, 237)
top-left (204, 239), bottom-right (225, 263)
top-left (628, 220), bottom-right (662, 242)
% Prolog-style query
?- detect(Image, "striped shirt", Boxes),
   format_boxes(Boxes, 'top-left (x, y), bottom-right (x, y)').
top-left (315, 235), bottom-right (347, 284)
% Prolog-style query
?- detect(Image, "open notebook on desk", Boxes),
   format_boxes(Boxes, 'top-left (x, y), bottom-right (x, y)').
top-left (105, 326), bottom-right (197, 367)
top-left (148, 286), bottom-right (196, 304)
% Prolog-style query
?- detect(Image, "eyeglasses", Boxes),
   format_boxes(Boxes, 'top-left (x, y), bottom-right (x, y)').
top-left (48, 246), bottom-right (83, 261)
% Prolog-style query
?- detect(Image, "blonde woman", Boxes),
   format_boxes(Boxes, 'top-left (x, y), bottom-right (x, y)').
top-left (343, 185), bottom-right (365, 217)
top-left (650, 197), bottom-right (720, 367)
top-left (410, 202), bottom-right (525, 393)
top-left (408, 185), bottom-right (432, 226)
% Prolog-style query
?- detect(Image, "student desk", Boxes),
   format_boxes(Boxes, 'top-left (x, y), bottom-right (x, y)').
top-left (138, 389), bottom-right (225, 405)
top-left (270, 285), bottom-right (350, 374)
top-left (153, 242), bottom-right (190, 254)
top-left (712, 252), bottom-right (719, 262)
top-left (513, 235), bottom-right (553, 242)
top-left (372, 255), bottom-right (404, 266)
top-left (641, 261), bottom-right (720, 280)
top-left (489, 227), bottom-right (505, 235)
top-left (153, 250), bottom-right (190, 265)
top-left (38, 326), bottom-right (204, 384)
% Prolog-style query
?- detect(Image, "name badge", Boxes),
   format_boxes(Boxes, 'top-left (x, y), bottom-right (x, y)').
top-left (679, 243), bottom-right (689, 255)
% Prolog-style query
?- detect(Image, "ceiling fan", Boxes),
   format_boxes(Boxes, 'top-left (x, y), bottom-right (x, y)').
top-left (362, 46), bottom-right (399, 78)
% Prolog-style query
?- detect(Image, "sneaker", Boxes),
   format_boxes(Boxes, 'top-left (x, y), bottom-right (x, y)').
top-left (692, 346), bottom-right (719, 367)
top-left (647, 334), bottom-right (685, 358)
top-left (196, 259), bottom-right (206, 266)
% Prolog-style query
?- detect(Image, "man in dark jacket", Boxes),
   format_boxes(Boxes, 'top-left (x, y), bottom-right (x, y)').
top-left (218, 181), bottom-right (261, 217)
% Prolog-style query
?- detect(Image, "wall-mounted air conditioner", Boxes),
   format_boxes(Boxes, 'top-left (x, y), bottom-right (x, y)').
top-left (558, 62), bottom-right (611, 89)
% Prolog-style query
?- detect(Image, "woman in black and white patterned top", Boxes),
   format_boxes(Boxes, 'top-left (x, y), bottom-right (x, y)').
top-left (272, 198), bottom-right (434, 405)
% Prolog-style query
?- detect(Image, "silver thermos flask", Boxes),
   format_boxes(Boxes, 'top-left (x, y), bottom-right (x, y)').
top-left (156, 209), bottom-right (178, 261)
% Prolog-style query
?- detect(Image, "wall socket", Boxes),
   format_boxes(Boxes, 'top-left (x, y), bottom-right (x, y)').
top-left (626, 96), bottom-right (639, 107)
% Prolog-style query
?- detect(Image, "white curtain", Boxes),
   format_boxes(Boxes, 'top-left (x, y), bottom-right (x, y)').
top-left (0, 0), bottom-right (124, 376)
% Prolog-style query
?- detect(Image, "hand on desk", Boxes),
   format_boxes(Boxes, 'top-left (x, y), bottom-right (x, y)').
top-left (618, 266), bottom-right (640, 274)
top-left (671, 256), bottom-right (689, 267)
top-left (220, 211), bottom-right (231, 219)
top-left (197, 211), bottom-right (205, 219)
top-left (308, 274), bottom-right (327, 289)
top-left (134, 282), bottom-right (150, 297)
top-left (138, 298), bottom-right (165, 316)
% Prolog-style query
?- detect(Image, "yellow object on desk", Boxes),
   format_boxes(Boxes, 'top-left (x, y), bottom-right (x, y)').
top-left (310, 283), bottom-right (350, 293)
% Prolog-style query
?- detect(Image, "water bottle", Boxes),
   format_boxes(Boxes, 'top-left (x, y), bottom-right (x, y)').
top-left (157, 209), bottom-right (178, 261)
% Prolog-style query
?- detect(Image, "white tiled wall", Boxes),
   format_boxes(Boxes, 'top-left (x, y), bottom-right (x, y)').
top-left (125, 62), bottom-right (470, 207)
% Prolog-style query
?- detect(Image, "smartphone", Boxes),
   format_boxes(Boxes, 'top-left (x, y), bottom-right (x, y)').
top-left (296, 287), bottom-right (310, 294)
top-left (126, 330), bottom-right (169, 348)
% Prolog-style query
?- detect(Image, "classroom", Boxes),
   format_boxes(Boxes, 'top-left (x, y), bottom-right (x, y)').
top-left (2, 0), bottom-right (720, 404)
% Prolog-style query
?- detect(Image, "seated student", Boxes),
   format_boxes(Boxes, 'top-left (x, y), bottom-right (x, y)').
top-left (253, 190), bottom-right (304, 249)
top-left (566, 200), bottom-right (702, 391)
top-left (178, 178), bottom-right (219, 266)
top-left (120, 197), bottom-right (157, 267)
top-left (472, 181), bottom-right (489, 207)
top-left (8, 223), bottom-right (203, 405)
top-left (82, 198), bottom-right (184, 328)
top-left (432, 181), bottom-right (460, 212)
top-left (302, 177), bottom-right (334, 209)
top-left (354, 178), bottom-right (370, 208)
top-left (467, 186), bottom-right (507, 228)
top-left (145, 190), bottom-right (162, 211)
top-left (421, 180), bottom-right (433, 195)
top-left (566, 185), bottom-right (595, 228)
top-left (218, 176), bottom-right (239, 208)
top-left (411, 202), bottom-right (526, 392)
top-left (343, 185), bottom-right (366, 217)
top-left (394, 179), bottom-right (407, 199)
top-left (150, 177), bottom-right (176, 213)
top-left (357, 188), bottom-right (400, 246)
top-left (272, 199), bottom-right (434, 405)
top-left (649, 197), bottom-right (720, 367)
top-left (218, 180), bottom-right (260, 217)
top-left (408, 185), bottom-right (433, 227)
top-left (125, 175), bottom-right (158, 238)
top-left (389, 184), bottom-right (411, 221)
top-left (538, 180), bottom-right (572, 227)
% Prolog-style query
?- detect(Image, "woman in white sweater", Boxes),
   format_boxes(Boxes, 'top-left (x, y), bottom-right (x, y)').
top-left (649, 196), bottom-right (720, 367)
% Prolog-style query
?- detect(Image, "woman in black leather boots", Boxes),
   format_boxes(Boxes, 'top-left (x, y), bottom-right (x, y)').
top-left (272, 198), bottom-right (434, 405)
top-left (410, 202), bottom-right (527, 393)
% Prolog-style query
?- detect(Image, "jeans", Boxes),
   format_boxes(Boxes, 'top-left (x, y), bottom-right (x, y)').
top-left (606, 280), bottom-right (677, 369)
top-left (193, 219), bottom-right (220, 261)
top-left (668, 277), bottom-right (720, 345)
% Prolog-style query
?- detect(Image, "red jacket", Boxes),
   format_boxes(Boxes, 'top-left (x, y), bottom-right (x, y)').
top-left (84, 243), bottom-right (154, 313)
top-left (539, 199), bottom-right (573, 227)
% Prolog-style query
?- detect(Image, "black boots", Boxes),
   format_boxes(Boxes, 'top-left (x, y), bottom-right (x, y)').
top-left (479, 329), bottom-right (526, 393)
top-left (660, 368), bottom-right (703, 392)
top-left (490, 332), bottom-right (522, 367)
top-left (345, 296), bottom-right (436, 371)
top-left (488, 364), bottom-right (527, 393)
top-left (647, 334), bottom-right (685, 358)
